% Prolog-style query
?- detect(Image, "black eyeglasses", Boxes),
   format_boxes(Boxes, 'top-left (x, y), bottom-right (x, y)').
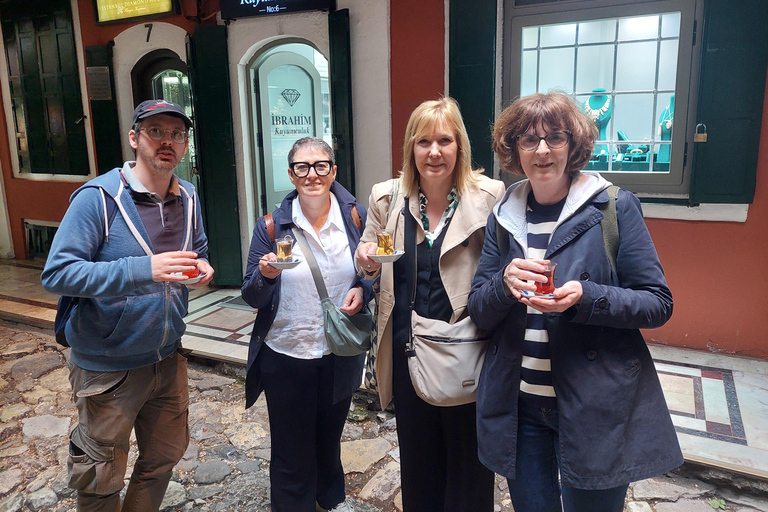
top-left (140, 127), bottom-right (188, 144)
top-left (516, 131), bottom-right (571, 151)
top-left (290, 160), bottom-right (333, 178)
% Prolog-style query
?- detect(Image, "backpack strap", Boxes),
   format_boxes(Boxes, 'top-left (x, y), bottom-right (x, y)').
top-left (264, 213), bottom-right (276, 243)
top-left (350, 205), bottom-right (362, 231)
top-left (598, 185), bottom-right (620, 275)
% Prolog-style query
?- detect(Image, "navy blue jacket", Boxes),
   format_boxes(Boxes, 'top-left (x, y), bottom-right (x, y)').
top-left (241, 181), bottom-right (372, 408)
top-left (468, 172), bottom-right (683, 489)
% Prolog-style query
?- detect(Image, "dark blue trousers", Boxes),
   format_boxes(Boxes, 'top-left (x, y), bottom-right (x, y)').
top-left (506, 401), bottom-right (629, 512)
top-left (259, 344), bottom-right (352, 512)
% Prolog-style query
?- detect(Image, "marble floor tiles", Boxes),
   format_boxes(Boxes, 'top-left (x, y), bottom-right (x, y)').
top-left (0, 259), bottom-right (767, 480)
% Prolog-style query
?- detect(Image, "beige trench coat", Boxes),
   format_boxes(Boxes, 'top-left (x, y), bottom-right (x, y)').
top-left (359, 174), bottom-right (506, 408)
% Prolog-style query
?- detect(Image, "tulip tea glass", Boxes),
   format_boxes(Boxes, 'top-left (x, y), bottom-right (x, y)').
top-left (376, 230), bottom-right (394, 255)
top-left (276, 235), bottom-right (294, 262)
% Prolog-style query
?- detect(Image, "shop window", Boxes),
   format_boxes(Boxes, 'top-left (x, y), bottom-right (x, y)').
top-left (497, 0), bottom-right (768, 203)
top-left (504, 0), bottom-right (696, 194)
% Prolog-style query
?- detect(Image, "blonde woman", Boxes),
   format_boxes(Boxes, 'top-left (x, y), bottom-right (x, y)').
top-left (356, 98), bottom-right (505, 512)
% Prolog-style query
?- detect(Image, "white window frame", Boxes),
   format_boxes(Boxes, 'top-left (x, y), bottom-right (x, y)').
top-left (502, 0), bottom-right (702, 197)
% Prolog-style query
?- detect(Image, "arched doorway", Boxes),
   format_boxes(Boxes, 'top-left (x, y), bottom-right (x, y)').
top-left (131, 50), bottom-right (197, 185)
top-left (249, 42), bottom-right (331, 212)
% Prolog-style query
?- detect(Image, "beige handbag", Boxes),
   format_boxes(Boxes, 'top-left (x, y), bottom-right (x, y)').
top-left (407, 312), bottom-right (489, 406)
top-left (404, 197), bottom-right (489, 407)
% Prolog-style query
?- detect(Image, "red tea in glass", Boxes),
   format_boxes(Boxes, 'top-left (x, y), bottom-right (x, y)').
top-left (183, 268), bottom-right (200, 279)
top-left (534, 263), bottom-right (557, 295)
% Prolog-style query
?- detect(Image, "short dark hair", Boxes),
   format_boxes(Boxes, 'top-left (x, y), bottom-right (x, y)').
top-left (492, 91), bottom-right (597, 176)
top-left (288, 137), bottom-right (335, 166)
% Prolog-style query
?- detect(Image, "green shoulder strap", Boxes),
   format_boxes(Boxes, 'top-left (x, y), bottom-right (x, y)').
top-left (598, 185), bottom-right (620, 275)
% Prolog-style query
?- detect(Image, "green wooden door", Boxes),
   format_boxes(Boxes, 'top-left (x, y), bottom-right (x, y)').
top-left (329, 9), bottom-right (356, 194)
top-left (187, 25), bottom-right (243, 285)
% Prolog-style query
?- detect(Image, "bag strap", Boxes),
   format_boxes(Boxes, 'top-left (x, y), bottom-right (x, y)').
top-left (264, 213), bottom-right (276, 243)
top-left (291, 228), bottom-right (329, 300)
top-left (386, 178), bottom-right (400, 222)
top-left (350, 205), bottom-right (362, 231)
top-left (597, 185), bottom-right (620, 275)
top-left (405, 197), bottom-right (418, 353)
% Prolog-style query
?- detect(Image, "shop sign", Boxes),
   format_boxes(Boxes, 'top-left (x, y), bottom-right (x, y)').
top-left (93, 0), bottom-right (175, 24)
top-left (220, 0), bottom-right (334, 20)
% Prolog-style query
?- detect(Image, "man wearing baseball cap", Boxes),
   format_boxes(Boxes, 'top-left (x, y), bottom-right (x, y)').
top-left (42, 99), bottom-right (214, 512)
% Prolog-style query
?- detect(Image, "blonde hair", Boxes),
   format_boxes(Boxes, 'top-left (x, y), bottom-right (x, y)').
top-left (400, 97), bottom-right (479, 197)
top-left (493, 91), bottom-right (597, 176)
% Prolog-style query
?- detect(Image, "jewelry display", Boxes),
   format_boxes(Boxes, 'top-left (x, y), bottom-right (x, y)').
top-left (584, 96), bottom-right (611, 121)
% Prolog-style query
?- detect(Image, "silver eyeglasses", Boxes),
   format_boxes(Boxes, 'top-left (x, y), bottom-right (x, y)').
top-left (516, 131), bottom-right (571, 151)
top-left (140, 127), bottom-right (188, 144)
top-left (290, 160), bottom-right (333, 178)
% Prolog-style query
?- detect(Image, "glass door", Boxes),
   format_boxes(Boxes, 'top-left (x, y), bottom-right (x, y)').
top-left (251, 46), bottom-right (327, 211)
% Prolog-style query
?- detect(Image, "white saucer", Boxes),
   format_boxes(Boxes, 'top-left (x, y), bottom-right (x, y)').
top-left (369, 251), bottom-right (404, 263)
top-left (184, 274), bottom-right (205, 285)
top-left (268, 259), bottom-right (302, 270)
top-left (520, 290), bottom-right (554, 299)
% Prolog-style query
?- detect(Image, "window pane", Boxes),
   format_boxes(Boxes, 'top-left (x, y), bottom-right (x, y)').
top-left (539, 47), bottom-right (574, 92)
top-left (576, 45), bottom-right (614, 93)
top-left (616, 41), bottom-right (657, 91)
top-left (540, 23), bottom-right (575, 47)
top-left (577, 19), bottom-right (616, 45)
top-left (658, 39), bottom-right (678, 90)
top-left (612, 94), bottom-right (654, 143)
top-left (618, 15), bottom-right (659, 41)
top-left (521, 49), bottom-right (538, 96)
top-left (523, 26), bottom-right (539, 49)
top-left (661, 12), bottom-right (681, 38)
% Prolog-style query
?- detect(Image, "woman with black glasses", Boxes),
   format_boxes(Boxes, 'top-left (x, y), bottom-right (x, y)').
top-left (241, 137), bottom-right (371, 512)
top-left (468, 91), bottom-right (682, 512)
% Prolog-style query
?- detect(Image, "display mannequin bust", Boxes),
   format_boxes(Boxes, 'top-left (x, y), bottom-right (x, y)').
top-left (657, 95), bottom-right (674, 162)
top-left (583, 88), bottom-right (611, 156)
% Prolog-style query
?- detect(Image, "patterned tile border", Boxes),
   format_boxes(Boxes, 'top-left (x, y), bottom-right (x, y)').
top-left (657, 359), bottom-right (747, 446)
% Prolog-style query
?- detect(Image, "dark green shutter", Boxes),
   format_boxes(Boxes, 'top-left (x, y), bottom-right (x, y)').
top-left (187, 25), bottom-right (242, 286)
top-left (85, 45), bottom-right (122, 175)
top-left (449, 0), bottom-right (496, 177)
top-left (690, 0), bottom-right (768, 203)
top-left (1, 0), bottom-right (87, 175)
top-left (329, 9), bottom-right (355, 194)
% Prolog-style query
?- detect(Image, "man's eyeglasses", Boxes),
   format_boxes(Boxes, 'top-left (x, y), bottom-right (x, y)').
top-left (140, 127), bottom-right (188, 144)
top-left (516, 131), bottom-right (571, 151)
top-left (290, 161), bottom-right (333, 178)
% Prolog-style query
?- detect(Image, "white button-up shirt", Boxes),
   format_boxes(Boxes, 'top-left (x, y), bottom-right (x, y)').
top-left (264, 193), bottom-right (356, 359)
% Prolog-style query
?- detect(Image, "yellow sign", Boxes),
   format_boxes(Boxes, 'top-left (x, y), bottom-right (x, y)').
top-left (95, 0), bottom-right (174, 23)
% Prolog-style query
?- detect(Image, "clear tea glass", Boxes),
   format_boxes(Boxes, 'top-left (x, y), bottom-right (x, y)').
top-left (534, 262), bottom-right (557, 295)
top-left (276, 235), bottom-right (294, 262)
top-left (376, 230), bottom-right (394, 255)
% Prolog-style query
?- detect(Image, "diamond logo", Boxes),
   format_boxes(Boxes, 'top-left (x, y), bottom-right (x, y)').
top-left (281, 89), bottom-right (301, 107)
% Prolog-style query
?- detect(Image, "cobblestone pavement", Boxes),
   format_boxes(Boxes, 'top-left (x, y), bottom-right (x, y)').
top-left (2, 319), bottom-right (768, 512)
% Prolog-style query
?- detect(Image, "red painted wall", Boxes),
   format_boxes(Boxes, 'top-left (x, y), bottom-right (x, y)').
top-left (389, 0), bottom-right (446, 175)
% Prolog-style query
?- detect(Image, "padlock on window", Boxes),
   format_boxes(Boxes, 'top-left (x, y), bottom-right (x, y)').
top-left (694, 123), bottom-right (707, 143)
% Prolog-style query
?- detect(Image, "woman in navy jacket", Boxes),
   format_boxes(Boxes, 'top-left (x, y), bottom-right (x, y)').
top-left (241, 137), bottom-right (371, 512)
top-left (468, 92), bottom-right (682, 512)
